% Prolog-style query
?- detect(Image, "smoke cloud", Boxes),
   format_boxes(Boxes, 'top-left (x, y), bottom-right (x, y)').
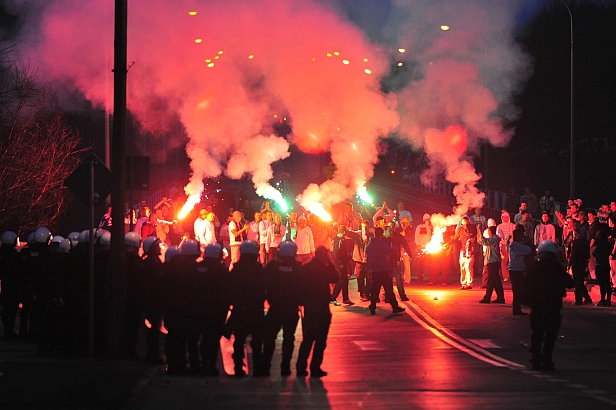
top-left (4, 0), bottom-right (531, 217)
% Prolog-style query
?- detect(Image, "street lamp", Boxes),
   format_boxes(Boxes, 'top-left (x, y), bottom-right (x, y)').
top-left (562, 1), bottom-right (574, 198)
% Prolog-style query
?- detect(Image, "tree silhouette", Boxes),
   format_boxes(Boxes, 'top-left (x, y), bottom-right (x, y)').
top-left (0, 46), bottom-right (87, 236)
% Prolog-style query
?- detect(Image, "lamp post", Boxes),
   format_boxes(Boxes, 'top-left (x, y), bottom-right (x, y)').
top-left (562, 0), bottom-right (574, 198)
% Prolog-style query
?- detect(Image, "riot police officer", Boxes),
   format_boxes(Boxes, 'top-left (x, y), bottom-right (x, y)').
top-left (197, 243), bottom-right (230, 376)
top-left (229, 240), bottom-right (266, 377)
top-left (295, 246), bottom-right (339, 378)
top-left (141, 236), bottom-right (165, 364)
top-left (0, 231), bottom-right (22, 338)
top-left (524, 240), bottom-right (574, 371)
top-left (163, 241), bottom-right (201, 374)
top-left (262, 241), bottom-right (302, 376)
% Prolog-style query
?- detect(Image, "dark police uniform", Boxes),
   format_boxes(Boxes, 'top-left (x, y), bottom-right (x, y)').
top-left (262, 257), bottom-right (302, 375)
top-left (524, 252), bottom-right (573, 370)
top-left (295, 250), bottom-right (339, 377)
top-left (163, 254), bottom-right (201, 374)
top-left (197, 257), bottom-right (231, 376)
top-left (0, 243), bottom-right (23, 338)
top-left (229, 256), bottom-right (266, 376)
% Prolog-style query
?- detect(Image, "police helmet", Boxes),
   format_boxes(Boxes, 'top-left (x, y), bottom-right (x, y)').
top-left (1, 231), bottom-right (18, 246)
top-left (204, 243), bottom-right (223, 259)
top-left (99, 231), bottom-right (111, 246)
top-left (537, 240), bottom-right (557, 255)
top-left (240, 240), bottom-right (259, 255)
top-left (27, 232), bottom-right (35, 244)
top-left (49, 236), bottom-right (63, 252)
top-left (58, 238), bottom-right (72, 254)
top-left (164, 245), bottom-right (181, 263)
top-left (79, 230), bottom-right (90, 243)
top-left (279, 241), bottom-right (297, 258)
top-left (182, 239), bottom-right (201, 256)
top-left (68, 232), bottom-right (80, 243)
top-left (49, 236), bottom-right (64, 252)
top-left (124, 232), bottom-right (141, 248)
top-left (142, 236), bottom-right (159, 254)
top-left (34, 227), bottom-right (52, 244)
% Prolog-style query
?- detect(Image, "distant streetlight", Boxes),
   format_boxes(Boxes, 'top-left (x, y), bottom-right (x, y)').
top-left (562, 0), bottom-right (574, 198)
top-left (440, 25), bottom-right (450, 31)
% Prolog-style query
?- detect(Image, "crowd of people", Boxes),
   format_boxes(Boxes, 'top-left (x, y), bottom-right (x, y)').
top-left (0, 187), bottom-right (614, 375)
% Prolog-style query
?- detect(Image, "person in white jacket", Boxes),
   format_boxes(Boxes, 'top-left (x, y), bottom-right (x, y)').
top-left (535, 211), bottom-right (556, 245)
top-left (259, 211), bottom-right (272, 264)
top-left (294, 215), bottom-right (315, 264)
top-left (265, 213), bottom-right (286, 262)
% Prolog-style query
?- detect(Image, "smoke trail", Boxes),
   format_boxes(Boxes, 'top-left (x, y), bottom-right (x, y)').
top-left (5, 0), bottom-right (400, 216)
top-left (385, 0), bottom-right (529, 213)
top-left (4, 0), bottom-right (531, 218)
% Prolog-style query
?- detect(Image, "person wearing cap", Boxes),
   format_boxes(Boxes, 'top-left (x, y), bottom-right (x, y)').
top-left (294, 215), bottom-right (315, 264)
top-left (414, 213), bottom-right (433, 284)
top-left (523, 240), bottom-right (573, 371)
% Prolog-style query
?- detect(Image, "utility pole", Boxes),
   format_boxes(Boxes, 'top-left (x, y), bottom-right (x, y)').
top-left (108, 0), bottom-right (128, 357)
top-left (562, 0), bottom-right (574, 198)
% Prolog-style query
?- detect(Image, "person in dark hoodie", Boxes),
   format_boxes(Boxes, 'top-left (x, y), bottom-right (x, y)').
top-left (524, 240), bottom-right (573, 371)
top-left (592, 229), bottom-right (612, 306)
top-left (507, 230), bottom-right (532, 315)
top-left (366, 227), bottom-right (406, 315)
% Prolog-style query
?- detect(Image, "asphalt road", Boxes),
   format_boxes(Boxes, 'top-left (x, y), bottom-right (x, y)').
top-left (128, 280), bottom-right (616, 410)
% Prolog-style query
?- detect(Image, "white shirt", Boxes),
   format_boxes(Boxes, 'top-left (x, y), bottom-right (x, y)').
top-left (204, 219), bottom-right (217, 246)
top-left (246, 221), bottom-right (260, 243)
top-left (294, 226), bottom-right (315, 255)
top-left (229, 220), bottom-right (245, 246)
top-left (266, 223), bottom-right (286, 251)
top-left (259, 220), bottom-right (271, 245)
top-left (194, 217), bottom-right (207, 245)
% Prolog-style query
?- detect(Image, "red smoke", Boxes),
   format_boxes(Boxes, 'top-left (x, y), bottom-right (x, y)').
top-left (6, 0), bottom-right (529, 216)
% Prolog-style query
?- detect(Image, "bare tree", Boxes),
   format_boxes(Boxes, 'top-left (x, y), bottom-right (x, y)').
top-left (0, 46), bottom-right (87, 235)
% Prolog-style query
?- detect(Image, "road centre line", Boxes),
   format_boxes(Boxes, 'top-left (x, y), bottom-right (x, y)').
top-left (401, 299), bottom-right (524, 369)
top-left (400, 299), bottom-right (616, 407)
